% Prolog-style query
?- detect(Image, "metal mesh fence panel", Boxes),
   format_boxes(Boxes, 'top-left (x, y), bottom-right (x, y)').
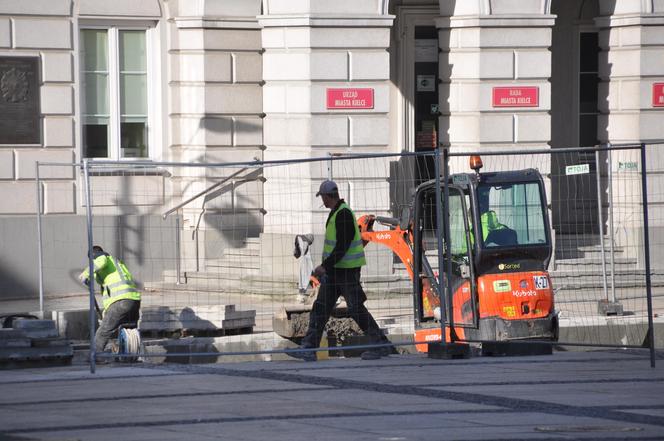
top-left (35, 145), bottom-right (658, 365)
top-left (76, 153), bottom-right (438, 362)
top-left (447, 146), bottom-right (656, 353)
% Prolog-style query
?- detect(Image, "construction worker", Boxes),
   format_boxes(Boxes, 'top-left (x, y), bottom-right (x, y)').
top-left (79, 245), bottom-right (141, 360)
top-left (288, 180), bottom-right (391, 361)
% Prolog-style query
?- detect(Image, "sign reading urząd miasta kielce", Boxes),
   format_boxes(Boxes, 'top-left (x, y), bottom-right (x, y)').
top-left (492, 86), bottom-right (539, 108)
top-left (326, 88), bottom-right (374, 110)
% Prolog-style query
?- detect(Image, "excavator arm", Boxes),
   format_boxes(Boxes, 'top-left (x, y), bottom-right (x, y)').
top-left (356, 215), bottom-right (440, 317)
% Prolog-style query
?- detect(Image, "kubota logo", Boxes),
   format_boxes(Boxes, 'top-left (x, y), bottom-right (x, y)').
top-left (376, 233), bottom-right (392, 240)
top-left (498, 263), bottom-right (521, 270)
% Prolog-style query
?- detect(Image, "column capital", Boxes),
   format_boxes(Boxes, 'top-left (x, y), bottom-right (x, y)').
top-left (262, 0), bottom-right (390, 16)
top-left (258, 15), bottom-right (394, 28)
top-left (595, 13), bottom-right (664, 28)
top-left (436, 15), bottom-right (555, 29)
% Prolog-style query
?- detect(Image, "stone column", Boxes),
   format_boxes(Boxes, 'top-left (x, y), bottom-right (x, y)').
top-left (437, 1), bottom-right (554, 172)
top-left (258, 0), bottom-right (394, 280)
top-left (596, 3), bottom-right (664, 266)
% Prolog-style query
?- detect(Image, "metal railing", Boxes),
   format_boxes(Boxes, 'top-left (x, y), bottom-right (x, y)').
top-left (161, 158), bottom-right (263, 283)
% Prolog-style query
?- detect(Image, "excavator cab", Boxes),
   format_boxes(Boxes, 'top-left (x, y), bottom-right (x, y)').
top-left (411, 160), bottom-right (557, 348)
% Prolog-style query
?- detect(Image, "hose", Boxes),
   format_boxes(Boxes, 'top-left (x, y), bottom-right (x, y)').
top-left (118, 328), bottom-right (141, 362)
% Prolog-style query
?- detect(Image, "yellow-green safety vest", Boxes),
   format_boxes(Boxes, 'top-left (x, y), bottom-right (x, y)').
top-left (455, 211), bottom-right (507, 254)
top-left (480, 210), bottom-right (507, 240)
top-left (322, 202), bottom-right (366, 268)
top-left (81, 254), bottom-right (140, 311)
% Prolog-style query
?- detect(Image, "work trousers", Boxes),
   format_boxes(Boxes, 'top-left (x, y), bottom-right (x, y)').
top-left (95, 299), bottom-right (140, 353)
top-left (301, 268), bottom-right (386, 348)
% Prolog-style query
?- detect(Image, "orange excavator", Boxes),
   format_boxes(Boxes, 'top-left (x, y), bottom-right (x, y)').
top-left (274, 156), bottom-right (558, 351)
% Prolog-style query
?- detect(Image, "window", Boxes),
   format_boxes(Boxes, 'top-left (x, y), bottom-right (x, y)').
top-left (579, 32), bottom-right (599, 149)
top-left (80, 27), bottom-right (150, 159)
top-left (479, 183), bottom-right (547, 247)
top-left (448, 190), bottom-right (470, 256)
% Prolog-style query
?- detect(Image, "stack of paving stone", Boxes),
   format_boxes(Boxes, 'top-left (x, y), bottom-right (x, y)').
top-left (139, 305), bottom-right (256, 337)
top-left (0, 319), bottom-right (73, 367)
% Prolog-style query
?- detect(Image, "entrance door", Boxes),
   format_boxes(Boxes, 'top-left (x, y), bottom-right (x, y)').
top-left (413, 26), bottom-right (439, 186)
top-left (551, 1), bottom-right (601, 235)
top-left (390, 6), bottom-right (440, 218)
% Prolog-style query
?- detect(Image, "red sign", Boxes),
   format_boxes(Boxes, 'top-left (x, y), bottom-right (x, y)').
top-left (492, 86), bottom-right (539, 108)
top-left (653, 83), bottom-right (664, 107)
top-left (326, 88), bottom-right (374, 110)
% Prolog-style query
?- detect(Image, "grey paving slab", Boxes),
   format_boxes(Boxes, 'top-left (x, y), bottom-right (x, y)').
top-left (0, 350), bottom-right (663, 441)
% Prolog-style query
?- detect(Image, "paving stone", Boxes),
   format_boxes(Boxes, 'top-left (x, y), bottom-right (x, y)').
top-left (12, 319), bottom-right (59, 338)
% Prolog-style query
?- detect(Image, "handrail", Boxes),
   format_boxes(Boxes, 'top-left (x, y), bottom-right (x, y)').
top-left (162, 158), bottom-right (260, 219)
top-left (192, 169), bottom-right (266, 240)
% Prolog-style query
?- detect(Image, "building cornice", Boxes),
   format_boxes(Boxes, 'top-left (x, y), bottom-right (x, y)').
top-left (173, 16), bottom-right (260, 29)
top-left (257, 14), bottom-right (395, 28)
top-left (436, 15), bottom-right (555, 29)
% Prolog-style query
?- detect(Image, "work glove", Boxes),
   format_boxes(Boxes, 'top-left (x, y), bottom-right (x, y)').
top-left (78, 272), bottom-right (89, 286)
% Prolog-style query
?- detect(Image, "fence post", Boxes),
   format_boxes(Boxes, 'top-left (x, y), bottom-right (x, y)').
top-left (433, 147), bottom-right (448, 343)
top-left (607, 146), bottom-right (616, 303)
top-left (175, 214), bottom-right (182, 285)
top-left (35, 162), bottom-right (44, 317)
top-left (327, 152), bottom-right (333, 181)
top-left (443, 147), bottom-right (457, 342)
top-left (640, 144), bottom-right (656, 368)
top-left (595, 149), bottom-right (609, 301)
top-left (83, 159), bottom-right (96, 373)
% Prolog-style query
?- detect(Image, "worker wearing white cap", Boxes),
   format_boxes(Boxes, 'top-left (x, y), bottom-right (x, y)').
top-left (288, 180), bottom-right (391, 361)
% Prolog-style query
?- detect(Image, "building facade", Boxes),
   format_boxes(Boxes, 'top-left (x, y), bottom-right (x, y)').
top-left (0, 0), bottom-right (662, 298)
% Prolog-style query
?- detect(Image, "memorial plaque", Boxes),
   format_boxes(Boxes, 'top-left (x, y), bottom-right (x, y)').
top-left (0, 57), bottom-right (40, 144)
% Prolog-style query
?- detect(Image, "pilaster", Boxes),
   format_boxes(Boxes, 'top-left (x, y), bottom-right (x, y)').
top-left (596, 7), bottom-right (664, 252)
top-left (166, 0), bottom-right (264, 267)
top-left (259, 0), bottom-right (394, 238)
top-left (437, 11), bottom-right (554, 162)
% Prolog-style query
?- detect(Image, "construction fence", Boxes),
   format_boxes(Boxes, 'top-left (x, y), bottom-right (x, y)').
top-left (35, 144), bottom-right (660, 367)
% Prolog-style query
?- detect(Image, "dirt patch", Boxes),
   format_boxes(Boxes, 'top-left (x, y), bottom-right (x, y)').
top-left (289, 313), bottom-right (363, 341)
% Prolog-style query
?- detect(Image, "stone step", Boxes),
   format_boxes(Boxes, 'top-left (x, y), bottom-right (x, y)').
top-left (550, 268), bottom-right (654, 280)
top-left (218, 247), bottom-right (260, 258)
top-left (553, 257), bottom-right (637, 271)
top-left (205, 261), bottom-right (261, 271)
top-left (553, 276), bottom-right (664, 293)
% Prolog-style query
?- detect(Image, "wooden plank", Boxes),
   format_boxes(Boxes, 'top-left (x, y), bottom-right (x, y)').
top-left (0, 345), bottom-right (73, 361)
top-left (0, 338), bottom-right (31, 348)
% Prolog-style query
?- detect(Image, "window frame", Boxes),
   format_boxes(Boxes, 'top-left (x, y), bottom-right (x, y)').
top-left (478, 182), bottom-right (548, 248)
top-left (576, 27), bottom-right (600, 150)
top-left (78, 22), bottom-right (158, 161)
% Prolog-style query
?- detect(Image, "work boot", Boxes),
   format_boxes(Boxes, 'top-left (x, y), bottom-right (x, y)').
top-left (286, 347), bottom-right (317, 362)
top-left (360, 349), bottom-right (382, 361)
top-left (379, 344), bottom-right (396, 357)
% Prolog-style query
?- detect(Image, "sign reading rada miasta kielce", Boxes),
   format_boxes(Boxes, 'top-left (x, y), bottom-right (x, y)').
top-left (326, 88), bottom-right (374, 109)
top-left (653, 83), bottom-right (664, 107)
top-left (492, 86), bottom-right (539, 107)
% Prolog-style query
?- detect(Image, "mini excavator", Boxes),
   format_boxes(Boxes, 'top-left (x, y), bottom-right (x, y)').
top-left (274, 156), bottom-right (558, 351)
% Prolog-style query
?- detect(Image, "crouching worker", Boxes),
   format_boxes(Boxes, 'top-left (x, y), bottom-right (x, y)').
top-left (79, 245), bottom-right (141, 359)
